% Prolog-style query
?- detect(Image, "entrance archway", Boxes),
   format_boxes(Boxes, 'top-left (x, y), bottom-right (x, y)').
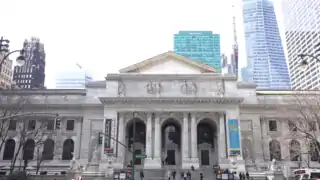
top-left (197, 118), bottom-right (217, 167)
top-left (161, 118), bottom-right (181, 166)
top-left (126, 118), bottom-right (146, 166)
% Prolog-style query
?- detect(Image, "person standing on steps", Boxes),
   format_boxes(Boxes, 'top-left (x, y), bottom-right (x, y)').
top-left (187, 171), bottom-right (191, 180)
top-left (172, 170), bottom-right (176, 180)
top-left (167, 170), bottom-right (171, 180)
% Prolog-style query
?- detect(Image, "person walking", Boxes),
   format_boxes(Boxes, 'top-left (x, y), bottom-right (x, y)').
top-left (167, 170), bottom-right (171, 180)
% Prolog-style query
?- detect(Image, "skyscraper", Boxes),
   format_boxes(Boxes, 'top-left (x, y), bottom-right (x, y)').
top-left (241, 0), bottom-right (291, 89)
top-left (282, 0), bottom-right (320, 90)
top-left (56, 69), bottom-right (93, 89)
top-left (174, 31), bottom-right (221, 70)
top-left (13, 37), bottom-right (46, 89)
top-left (0, 53), bottom-right (12, 89)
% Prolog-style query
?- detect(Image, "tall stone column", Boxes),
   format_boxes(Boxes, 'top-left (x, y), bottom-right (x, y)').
top-left (117, 113), bottom-right (125, 160)
top-left (145, 113), bottom-right (152, 158)
top-left (190, 113), bottom-right (199, 168)
top-left (219, 113), bottom-right (227, 159)
top-left (154, 114), bottom-right (161, 159)
top-left (145, 113), bottom-right (161, 169)
top-left (182, 112), bottom-right (190, 169)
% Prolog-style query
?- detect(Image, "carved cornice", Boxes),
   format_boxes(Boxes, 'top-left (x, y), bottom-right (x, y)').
top-left (99, 97), bottom-right (244, 105)
top-left (105, 74), bottom-right (236, 81)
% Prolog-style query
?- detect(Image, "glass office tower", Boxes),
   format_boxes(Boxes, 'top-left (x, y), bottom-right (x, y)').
top-left (282, 0), bottom-right (320, 90)
top-left (241, 0), bottom-right (291, 89)
top-left (174, 31), bottom-right (221, 70)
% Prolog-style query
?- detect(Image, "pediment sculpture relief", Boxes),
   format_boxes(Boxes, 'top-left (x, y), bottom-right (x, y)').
top-left (118, 81), bottom-right (126, 96)
top-left (146, 81), bottom-right (162, 94)
top-left (181, 80), bottom-right (197, 95)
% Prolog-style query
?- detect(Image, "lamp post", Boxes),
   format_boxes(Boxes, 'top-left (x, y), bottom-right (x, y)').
top-left (0, 36), bottom-right (26, 71)
top-left (297, 54), bottom-right (320, 71)
top-left (298, 43), bottom-right (320, 71)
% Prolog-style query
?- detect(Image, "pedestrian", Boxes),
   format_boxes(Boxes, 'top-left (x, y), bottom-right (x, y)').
top-left (172, 170), bottom-right (176, 180)
top-left (183, 172), bottom-right (187, 180)
top-left (140, 171), bottom-right (144, 180)
top-left (246, 172), bottom-right (249, 179)
top-left (167, 170), bottom-right (171, 180)
top-left (200, 172), bottom-right (203, 180)
top-left (239, 172), bottom-right (243, 180)
top-left (187, 171), bottom-right (191, 180)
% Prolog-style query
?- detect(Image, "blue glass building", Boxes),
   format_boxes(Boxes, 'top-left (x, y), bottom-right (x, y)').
top-left (241, 0), bottom-right (291, 89)
top-left (174, 31), bottom-right (221, 70)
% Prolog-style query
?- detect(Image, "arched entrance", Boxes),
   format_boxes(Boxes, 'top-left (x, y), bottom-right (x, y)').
top-left (197, 118), bottom-right (217, 167)
top-left (125, 118), bottom-right (146, 167)
top-left (161, 118), bottom-right (181, 166)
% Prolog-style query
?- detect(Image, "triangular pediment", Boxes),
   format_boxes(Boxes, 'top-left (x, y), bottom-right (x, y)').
top-left (119, 51), bottom-right (219, 74)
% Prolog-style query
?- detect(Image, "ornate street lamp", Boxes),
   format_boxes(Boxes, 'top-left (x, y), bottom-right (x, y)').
top-left (298, 43), bottom-right (320, 71)
top-left (0, 36), bottom-right (26, 71)
top-left (298, 54), bottom-right (320, 71)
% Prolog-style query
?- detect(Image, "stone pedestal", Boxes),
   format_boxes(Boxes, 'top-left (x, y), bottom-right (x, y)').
top-left (144, 158), bottom-right (162, 169)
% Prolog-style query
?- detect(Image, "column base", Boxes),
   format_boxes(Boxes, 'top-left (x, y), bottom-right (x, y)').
top-left (144, 158), bottom-right (162, 169)
top-left (181, 158), bottom-right (199, 169)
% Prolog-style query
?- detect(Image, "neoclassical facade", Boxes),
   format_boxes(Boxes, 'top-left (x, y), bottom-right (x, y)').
top-left (0, 51), bottom-right (319, 175)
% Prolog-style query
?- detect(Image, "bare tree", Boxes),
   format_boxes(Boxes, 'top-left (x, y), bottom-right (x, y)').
top-left (35, 146), bottom-right (44, 175)
top-left (9, 121), bottom-right (48, 174)
top-left (0, 90), bottom-right (29, 154)
top-left (281, 92), bottom-right (320, 166)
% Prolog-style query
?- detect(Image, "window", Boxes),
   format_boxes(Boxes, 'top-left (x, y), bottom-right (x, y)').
top-left (8, 120), bottom-right (17, 130)
top-left (28, 120), bottom-right (36, 130)
top-left (66, 120), bottom-right (75, 131)
top-left (47, 120), bottom-right (54, 130)
top-left (269, 120), bottom-right (277, 131)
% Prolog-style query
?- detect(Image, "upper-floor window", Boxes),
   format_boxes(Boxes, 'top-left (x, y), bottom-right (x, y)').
top-left (28, 120), bottom-right (36, 130)
top-left (47, 120), bottom-right (54, 130)
top-left (66, 120), bottom-right (75, 131)
top-left (8, 120), bottom-right (17, 130)
top-left (268, 120), bottom-right (277, 131)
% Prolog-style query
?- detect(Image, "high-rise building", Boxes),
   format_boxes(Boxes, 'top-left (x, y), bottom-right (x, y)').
top-left (13, 37), bottom-right (46, 89)
top-left (0, 53), bottom-right (13, 89)
top-left (241, 0), bottom-right (291, 89)
top-left (55, 69), bottom-right (93, 89)
top-left (282, 0), bottom-right (320, 90)
top-left (174, 31), bottom-right (221, 70)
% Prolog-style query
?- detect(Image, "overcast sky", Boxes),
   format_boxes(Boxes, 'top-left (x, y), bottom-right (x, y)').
top-left (1, 0), bottom-right (284, 88)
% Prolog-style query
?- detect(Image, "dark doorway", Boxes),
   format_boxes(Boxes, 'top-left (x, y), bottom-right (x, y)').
top-left (127, 119), bottom-right (146, 148)
top-left (134, 150), bottom-right (142, 165)
top-left (201, 150), bottom-right (210, 165)
top-left (167, 150), bottom-right (175, 165)
top-left (162, 120), bottom-right (181, 148)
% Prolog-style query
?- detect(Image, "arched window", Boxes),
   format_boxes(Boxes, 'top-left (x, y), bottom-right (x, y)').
top-left (290, 140), bottom-right (301, 161)
top-left (269, 140), bottom-right (281, 161)
top-left (23, 139), bottom-right (35, 160)
top-left (3, 139), bottom-right (15, 160)
top-left (309, 140), bottom-right (320, 162)
top-left (62, 139), bottom-right (74, 160)
top-left (42, 139), bottom-right (55, 160)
